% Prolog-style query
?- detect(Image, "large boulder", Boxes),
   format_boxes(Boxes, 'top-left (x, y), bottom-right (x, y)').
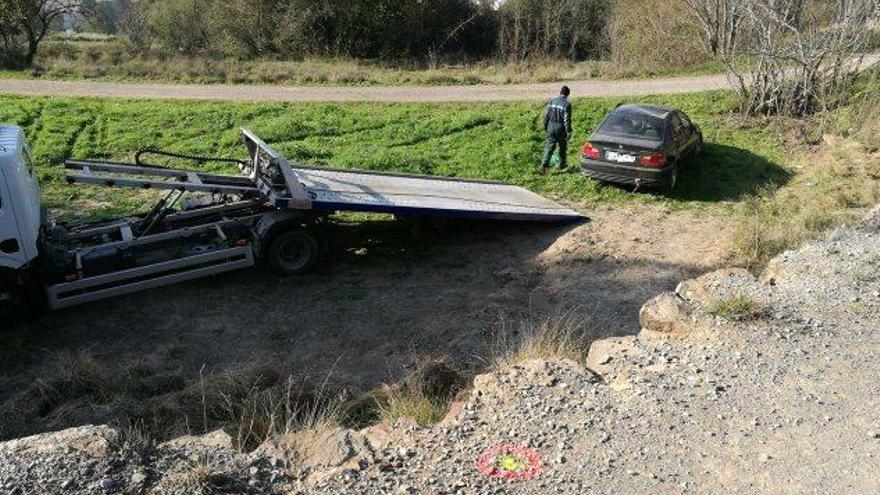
top-left (254, 425), bottom-right (374, 473)
top-left (0, 425), bottom-right (119, 457)
top-left (586, 336), bottom-right (639, 375)
top-left (639, 292), bottom-right (693, 334)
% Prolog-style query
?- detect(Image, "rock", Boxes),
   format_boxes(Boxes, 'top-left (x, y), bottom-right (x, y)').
top-left (639, 293), bottom-right (693, 334)
top-left (131, 471), bottom-right (147, 486)
top-left (858, 204), bottom-right (880, 232)
top-left (99, 478), bottom-right (116, 491)
top-left (160, 429), bottom-right (233, 451)
top-left (255, 425), bottom-right (374, 481)
top-left (0, 425), bottom-right (119, 457)
top-left (363, 418), bottom-right (419, 451)
top-left (586, 336), bottom-right (638, 375)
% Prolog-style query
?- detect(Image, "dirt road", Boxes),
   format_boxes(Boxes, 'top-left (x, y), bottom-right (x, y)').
top-left (0, 74), bottom-right (732, 102)
top-left (4, 54), bottom-right (875, 102)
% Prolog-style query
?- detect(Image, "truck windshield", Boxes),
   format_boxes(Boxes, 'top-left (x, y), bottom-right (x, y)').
top-left (597, 111), bottom-right (667, 141)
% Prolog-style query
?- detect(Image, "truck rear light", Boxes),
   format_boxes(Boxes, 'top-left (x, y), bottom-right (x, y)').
top-left (638, 153), bottom-right (666, 167)
top-left (582, 142), bottom-right (601, 159)
top-left (235, 239), bottom-right (248, 247)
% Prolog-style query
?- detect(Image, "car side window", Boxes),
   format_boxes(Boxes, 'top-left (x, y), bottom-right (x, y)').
top-left (670, 114), bottom-right (685, 140)
top-left (678, 112), bottom-right (694, 129)
top-left (23, 147), bottom-right (35, 177)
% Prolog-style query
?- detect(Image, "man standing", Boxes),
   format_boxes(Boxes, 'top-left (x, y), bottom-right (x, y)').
top-left (540, 85), bottom-right (573, 174)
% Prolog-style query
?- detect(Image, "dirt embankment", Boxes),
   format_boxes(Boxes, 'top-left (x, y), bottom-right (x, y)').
top-left (0, 205), bottom-right (732, 443)
top-left (2, 205), bottom-right (878, 494)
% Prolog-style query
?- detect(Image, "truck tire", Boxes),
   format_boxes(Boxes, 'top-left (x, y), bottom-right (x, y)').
top-left (0, 270), bottom-right (35, 329)
top-left (266, 230), bottom-right (320, 276)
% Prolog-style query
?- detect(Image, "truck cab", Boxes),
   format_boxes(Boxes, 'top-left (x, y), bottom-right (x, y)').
top-left (0, 126), bottom-right (43, 318)
top-left (0, 126), bottom-right (41, 270)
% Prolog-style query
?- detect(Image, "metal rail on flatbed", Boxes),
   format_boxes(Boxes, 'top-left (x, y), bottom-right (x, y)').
top-left (47, 245), bottom-right (254, 309)
top-left (64, 128), bottom-right (584, 224)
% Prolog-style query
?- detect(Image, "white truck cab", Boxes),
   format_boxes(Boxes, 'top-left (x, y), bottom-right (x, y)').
top-left (0, 126), bottom-right (42, 271)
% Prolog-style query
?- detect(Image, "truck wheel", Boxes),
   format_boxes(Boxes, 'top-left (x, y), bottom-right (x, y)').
top-left (0, 272), bottom-right (35, 329)
top-left (267, 230), bottom-right (320, 276)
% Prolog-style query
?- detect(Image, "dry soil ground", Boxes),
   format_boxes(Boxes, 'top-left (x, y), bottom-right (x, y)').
top-left (0, 205), bottom-right (732, 412)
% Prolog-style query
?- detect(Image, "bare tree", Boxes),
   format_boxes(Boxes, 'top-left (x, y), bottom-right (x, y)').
top-left (1, 0), bottom-right (87, 67)
top-left (725, 0), bottom-right (879, 116)
top-left (680, 0), bottom-right (751, 57)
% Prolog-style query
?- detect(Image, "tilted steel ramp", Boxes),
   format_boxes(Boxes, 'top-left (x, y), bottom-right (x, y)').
top-left (289, 165), bottom-right (583, 223)
top-left (64, 129), bottom-right (585, 224)
top-left (238, 129), bottom-right (583, 223)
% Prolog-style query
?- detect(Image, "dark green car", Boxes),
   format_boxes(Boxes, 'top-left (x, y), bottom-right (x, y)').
top-left (580, 104), bottom-right (703, 191)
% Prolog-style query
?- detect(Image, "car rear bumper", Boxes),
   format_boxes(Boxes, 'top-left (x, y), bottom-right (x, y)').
top-left (580, 158), bottom-right (673, 186)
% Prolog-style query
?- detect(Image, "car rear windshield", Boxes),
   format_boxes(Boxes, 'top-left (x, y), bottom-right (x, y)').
top-left (597, 111), bottom-right (667, 141)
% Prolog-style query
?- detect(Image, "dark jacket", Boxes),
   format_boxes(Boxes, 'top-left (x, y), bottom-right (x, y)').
top-left (543, 95), bottom-right (572, 136)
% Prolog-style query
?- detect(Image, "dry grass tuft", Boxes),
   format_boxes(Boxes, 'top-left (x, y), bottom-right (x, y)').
top-left (0, 353), bottom-right (344, 452)
top-left (375, 358), bottom-right (466, 427)
top-left (487, 311), bottom-right (605, 370)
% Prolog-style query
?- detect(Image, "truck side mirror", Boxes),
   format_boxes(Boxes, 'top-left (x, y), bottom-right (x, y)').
top-left (0, 238), bottom-right (20, 254)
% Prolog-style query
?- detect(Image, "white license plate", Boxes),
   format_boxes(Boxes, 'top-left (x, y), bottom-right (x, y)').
top-left (606, 151), bottom-right (637, 163)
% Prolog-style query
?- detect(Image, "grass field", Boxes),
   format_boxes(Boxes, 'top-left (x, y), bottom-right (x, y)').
top-left (0, 91), bottom-right (789, 221)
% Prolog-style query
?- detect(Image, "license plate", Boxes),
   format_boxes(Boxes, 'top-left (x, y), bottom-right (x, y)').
top-left (606, 151), bottom-right (637, 163)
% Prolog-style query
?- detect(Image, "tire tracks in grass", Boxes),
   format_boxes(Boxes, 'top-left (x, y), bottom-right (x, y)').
top-left (390, 117), bottom-right (492, 148)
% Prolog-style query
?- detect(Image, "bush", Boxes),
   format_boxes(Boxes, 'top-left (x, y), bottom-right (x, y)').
top-left (608, 0), bottom-right (711, 76)
top-left (375, 358), bottom-right (466, 426)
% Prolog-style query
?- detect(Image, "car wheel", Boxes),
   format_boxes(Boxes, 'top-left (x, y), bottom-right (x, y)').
top-left (267, 230), bottom-right (320, 276)
top-left (667, 164), bottom-right (679, 192)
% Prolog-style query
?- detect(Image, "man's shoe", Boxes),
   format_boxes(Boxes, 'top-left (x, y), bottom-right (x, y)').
top-left (538, 165), bottom-right (548, 175)
top-left (559, 163), bottom-right (569, 171)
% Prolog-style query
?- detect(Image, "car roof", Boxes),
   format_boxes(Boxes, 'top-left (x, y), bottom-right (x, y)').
top-left (615, 104), bottom-right (677, 119)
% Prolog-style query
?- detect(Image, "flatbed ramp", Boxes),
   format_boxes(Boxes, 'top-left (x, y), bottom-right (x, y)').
top-left (65, 128), bottom-right (584, 224)
top-left (291, 166), bottom-right (582, 222)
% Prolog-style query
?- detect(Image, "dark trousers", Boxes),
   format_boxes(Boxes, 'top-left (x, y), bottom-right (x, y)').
top-left (542, 129), bottom-right (568, 167)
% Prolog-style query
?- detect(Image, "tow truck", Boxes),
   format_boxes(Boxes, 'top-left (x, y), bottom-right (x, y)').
top-left (0, 126), bottom-right (582, 321)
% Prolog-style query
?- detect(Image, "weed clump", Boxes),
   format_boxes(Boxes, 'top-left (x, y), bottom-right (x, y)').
top-left (374, 358), bottom-right (467, 427)
top-left (708, 296), bottom-right (765, 322)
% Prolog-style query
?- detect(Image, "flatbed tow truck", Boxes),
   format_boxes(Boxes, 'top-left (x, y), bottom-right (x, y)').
top-left (0, 126), bottom-right (582, 320)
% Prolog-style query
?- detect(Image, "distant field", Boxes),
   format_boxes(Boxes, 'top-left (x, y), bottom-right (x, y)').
top-left (0, 41), bottom-right (729, 87)
top-left (0, 91), bottom-right (787, 220)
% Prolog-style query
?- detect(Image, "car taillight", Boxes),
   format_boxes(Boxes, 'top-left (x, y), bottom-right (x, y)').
top-left (638, 153), bottom-right (666, 167)
top-left (582, 142), bottom-right (601, 159)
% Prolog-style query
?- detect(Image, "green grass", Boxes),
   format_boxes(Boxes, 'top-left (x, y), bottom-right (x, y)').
top-left (0, 91), bottom-right (788, 221)
top-left (708, 296), bottom-right (766, 322)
